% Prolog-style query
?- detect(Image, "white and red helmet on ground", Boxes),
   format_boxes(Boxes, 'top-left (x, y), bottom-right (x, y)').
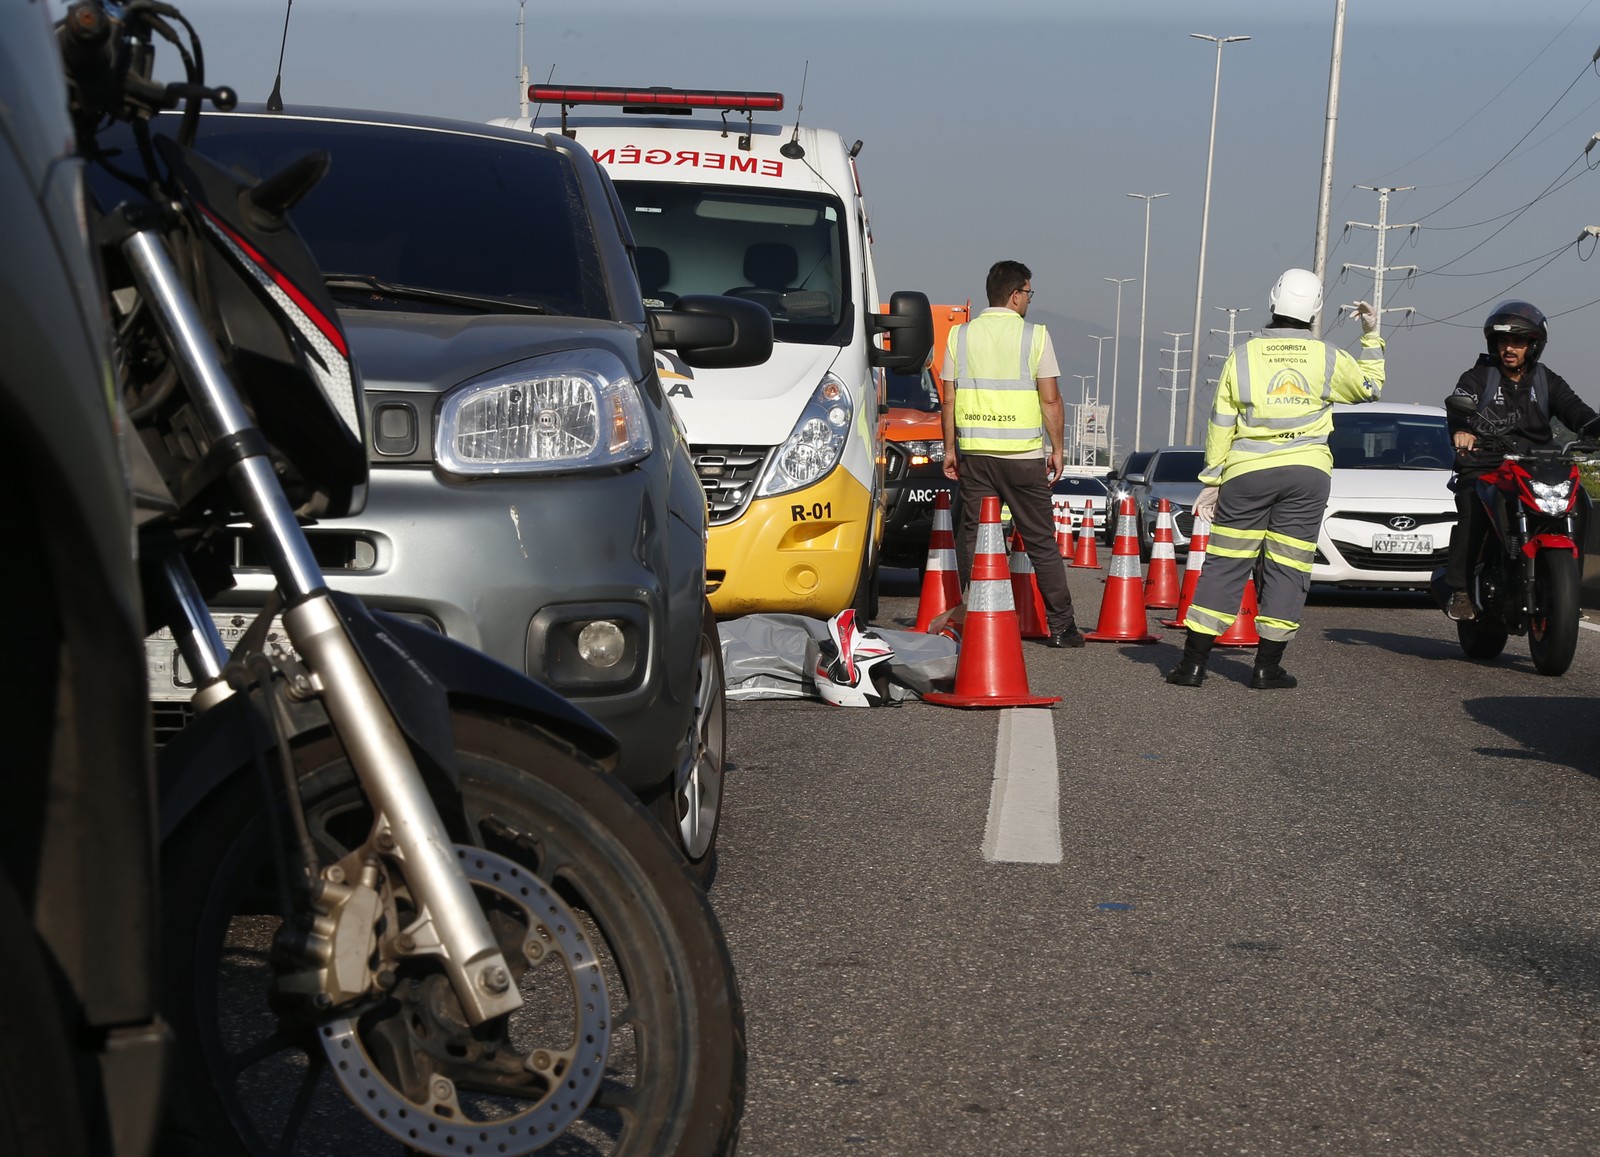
top-left (813, 609), bottom-right (896, 707)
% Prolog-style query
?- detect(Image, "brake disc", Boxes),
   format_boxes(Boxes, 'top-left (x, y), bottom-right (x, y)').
top-left (319, 844), bottom-right (610, 1155)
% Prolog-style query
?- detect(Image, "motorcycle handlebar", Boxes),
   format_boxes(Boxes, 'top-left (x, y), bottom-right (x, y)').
top-left (1481, 440), bottom-right (1600, 462)
top-left (58, 0), bottom-right (233, 150)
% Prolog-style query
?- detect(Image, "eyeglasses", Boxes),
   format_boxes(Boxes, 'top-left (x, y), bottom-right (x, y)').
top-left (1016, 288), bottom-right (1035, 298)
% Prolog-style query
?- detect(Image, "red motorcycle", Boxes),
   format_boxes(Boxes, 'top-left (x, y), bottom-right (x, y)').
top-left (1440, 393), bottom-right (1597, 675)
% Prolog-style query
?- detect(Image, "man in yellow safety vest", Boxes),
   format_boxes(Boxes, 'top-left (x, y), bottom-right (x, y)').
top-left (1166, 268), bottom-right (1385, 689)
top-left (941, 260), bottom-right (1083, 647)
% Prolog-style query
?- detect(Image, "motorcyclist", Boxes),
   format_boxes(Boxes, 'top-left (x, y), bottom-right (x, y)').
top-left (1442, 301), bottom-right (1600, 620)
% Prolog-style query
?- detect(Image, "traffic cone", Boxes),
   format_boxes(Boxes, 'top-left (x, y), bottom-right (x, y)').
top-left (1213, 576), bottom-right (1262, 647)
top-left (1008, 529), bottom-right (1050, 639)
top-left (923, 496), bottom-right (1061, 709)
top-left (914, 491), bottom-right (963, 633)
top-left (1054, 499), bottom-right (1075, 558)
top-left (1084, 495), bottom-right (1159, 644)
top-left (1070, 500), bottom-right (1101, 569)
top-left (1159, 517), bottom-right (1209, 629)
top-left (1144, 499), bottom-right (1182, 610)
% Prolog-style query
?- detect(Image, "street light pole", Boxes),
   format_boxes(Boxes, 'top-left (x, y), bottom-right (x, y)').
top-left (1312, 0), bottom-right (1348, 338)
top-left (1184, 32), bottom-right (1251, 444)
top-left (1105, 277), bottom-right (1136, 457)
top-left (1127, 192), bottom-right (1169, 455)
top-left (1087, 334), bottom-right (1113, 463)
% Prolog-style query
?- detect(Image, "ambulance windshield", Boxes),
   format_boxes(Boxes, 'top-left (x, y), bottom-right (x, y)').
top-left (617, 180), bottom-right (851, 345)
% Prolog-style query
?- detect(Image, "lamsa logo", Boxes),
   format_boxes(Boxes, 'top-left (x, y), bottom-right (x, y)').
top-left (1265, 368), bottom-right (1312, 398)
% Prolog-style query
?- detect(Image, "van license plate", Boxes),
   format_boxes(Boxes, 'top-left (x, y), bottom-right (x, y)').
top-left (1372, 533), bottom-right (1432, 554)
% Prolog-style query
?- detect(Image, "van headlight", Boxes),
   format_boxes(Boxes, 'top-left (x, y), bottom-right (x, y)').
top-left (756, 373), bottom-right (853, 498)
top-left (436, 349), bottom-right (652, 476)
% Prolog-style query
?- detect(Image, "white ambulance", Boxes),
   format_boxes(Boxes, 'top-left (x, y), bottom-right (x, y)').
top-left (493, 85), bottom-right (931, 619)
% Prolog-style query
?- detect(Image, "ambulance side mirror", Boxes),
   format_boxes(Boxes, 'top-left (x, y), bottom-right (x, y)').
top-left (869, 290), bottom-right (933, 372)
top-left (648, 295), bottom-right (774, 369)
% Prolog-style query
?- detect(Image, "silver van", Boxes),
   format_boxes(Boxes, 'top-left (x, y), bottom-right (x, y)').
top-left (131, 107), bottom-right (770, 873)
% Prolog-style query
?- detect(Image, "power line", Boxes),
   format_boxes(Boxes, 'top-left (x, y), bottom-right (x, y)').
top-left (1410, 57), bottom-right (1596, 224)
top-left (1371, 0), bottom-right (1596, 184)
top-left (1409, 240), bottom-right (1574, 280)
top-left (1406, 152), bottom-right (1593, 277)
top-left (1406, 150), bottom-right (1590, 233)
top-left (1395, 239), bottom-right (1581, 328)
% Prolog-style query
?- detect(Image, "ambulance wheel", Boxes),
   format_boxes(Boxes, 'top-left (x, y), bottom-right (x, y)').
top-left (850, 553), bottom-right (880, 623)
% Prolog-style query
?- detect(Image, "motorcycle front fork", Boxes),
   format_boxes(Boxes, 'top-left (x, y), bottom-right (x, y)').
top-left (125, 227), bottom-right (521, 1026)
top-left (1475, 506), bottom-right (1577, 623)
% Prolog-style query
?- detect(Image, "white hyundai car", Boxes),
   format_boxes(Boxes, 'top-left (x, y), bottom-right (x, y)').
top-left (1314, 402), bottom-right (1456, 588)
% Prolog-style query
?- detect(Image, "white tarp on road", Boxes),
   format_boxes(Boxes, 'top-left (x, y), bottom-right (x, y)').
top-left (717, 614), bottom-right (958, 703)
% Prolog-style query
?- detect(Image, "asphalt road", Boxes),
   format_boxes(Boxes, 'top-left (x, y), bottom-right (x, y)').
top-left (708, 567), bottom-right (1600, 1155)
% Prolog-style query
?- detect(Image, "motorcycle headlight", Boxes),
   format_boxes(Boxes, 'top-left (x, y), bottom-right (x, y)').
top-left (756, 373), bottom-right (853, 498)
top-left (901, 439), bottom-right (946, 466)
top-left (436, 349), bottom-right (652, 476)
top-left (1530, 478), bottom-right (1573, 514)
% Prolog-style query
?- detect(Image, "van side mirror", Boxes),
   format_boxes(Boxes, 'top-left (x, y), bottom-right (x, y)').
top-left (868, 290), bottom-right (933, 372)
top-left (648, 295), bottom-right (773, 369)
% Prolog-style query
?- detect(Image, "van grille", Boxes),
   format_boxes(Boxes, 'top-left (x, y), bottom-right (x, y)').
top-left (692, 446), bottom-right (770, 525)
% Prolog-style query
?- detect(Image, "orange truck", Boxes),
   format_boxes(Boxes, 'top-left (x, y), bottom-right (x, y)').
top-left (879, 302), bottom-right (969, 568)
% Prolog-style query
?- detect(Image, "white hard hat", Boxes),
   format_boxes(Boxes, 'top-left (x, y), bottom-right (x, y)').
top-left (813, 609), bottom-right (895, 707)
top-left (1268, 268), bottom-right (1323, 323)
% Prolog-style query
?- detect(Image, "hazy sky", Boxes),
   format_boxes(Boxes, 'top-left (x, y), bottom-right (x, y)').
top-left (138, 0), bottom-right (1600, 451)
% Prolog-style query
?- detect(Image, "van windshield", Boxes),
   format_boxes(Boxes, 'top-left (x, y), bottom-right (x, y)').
top-left (616, 180), bottom-right (851, 346)
top-left (886, 367), bottom-right (941, 412)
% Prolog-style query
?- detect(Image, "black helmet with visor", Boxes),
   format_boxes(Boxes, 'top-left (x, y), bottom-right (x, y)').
top-left (1483, 300), bottom-right (1547, 364)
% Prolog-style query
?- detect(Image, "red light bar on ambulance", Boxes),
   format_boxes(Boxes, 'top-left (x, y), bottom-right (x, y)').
top-left (529, 85), bottom-right (784, 112)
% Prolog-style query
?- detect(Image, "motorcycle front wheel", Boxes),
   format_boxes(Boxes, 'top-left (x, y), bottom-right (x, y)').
top-left (1528, 548), bottom-right (1580, 676)
top-left (158, 710), bottom-right (744, 1157)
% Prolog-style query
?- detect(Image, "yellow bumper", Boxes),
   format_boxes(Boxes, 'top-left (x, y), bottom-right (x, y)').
top-left (707, 467), bottom-right (874, 617)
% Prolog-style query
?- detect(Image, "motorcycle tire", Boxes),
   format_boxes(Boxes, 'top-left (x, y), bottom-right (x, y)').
top-left (1456, 616), bottom-right (1509, 661)
top-left (1528, 548), bottom-right (1580, 676)
top-left (158, 710), bottom-right (744, 1157)
top-left (649, 599), bottom-right (725, 886)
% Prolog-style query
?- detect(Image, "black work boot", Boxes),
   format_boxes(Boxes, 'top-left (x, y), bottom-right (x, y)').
top-left (1165, 630), bottom-right (1215, 687)
top-left (1250, 639), bottom-right (1297, 690)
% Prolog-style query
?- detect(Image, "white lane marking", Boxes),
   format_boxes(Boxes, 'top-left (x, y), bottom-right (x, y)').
top-left (981, 708), bottom-right (1062, 864)
top-left (1581, 618), bottom-right (1600, 634)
